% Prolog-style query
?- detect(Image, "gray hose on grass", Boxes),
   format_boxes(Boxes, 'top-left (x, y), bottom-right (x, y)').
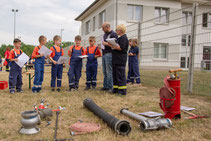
top-left (83, 98), bottom-right (131, 136)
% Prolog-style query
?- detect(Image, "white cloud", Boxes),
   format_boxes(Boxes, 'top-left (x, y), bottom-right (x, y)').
top-left (0, 0), bottom-right (95, 45)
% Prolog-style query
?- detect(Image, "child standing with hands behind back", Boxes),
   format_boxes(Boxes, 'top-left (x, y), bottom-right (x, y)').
top-left (127, 39), bottom-right (141, 85)
top-left (9, 39), bottom-right (23, 94)
top-left (49, 35), bottom-right (64, 92)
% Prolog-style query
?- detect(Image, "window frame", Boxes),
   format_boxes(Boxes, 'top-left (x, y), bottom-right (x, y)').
top-left (181, 34), bottom-right (191, 47)
top-left (202, 12), bottom-right (211, 28)
top-left (99, 10), bottom-right (106, 28)
top-left (85, 20), bottom-right (90, 35)
top-left (153, 42), bottom-right (168, 59)
top-left (182, 11), bottom-right (192, 25)
top-left (93, 16), bottom-right (96, 31)
top-left (127, 4), bottom-right (143, 22)
top-left (154, 7), bottom-right (170, 24)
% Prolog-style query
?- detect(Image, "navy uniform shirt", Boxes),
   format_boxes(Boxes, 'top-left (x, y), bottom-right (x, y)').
top-left (103, 30), bottom-right (118, 54)
top-left (112, 34), bottom-right (129, 65)
top-left (129, 46), bottom-right (139, 55)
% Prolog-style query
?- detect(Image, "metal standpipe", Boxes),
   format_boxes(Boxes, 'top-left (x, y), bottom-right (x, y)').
top-left (120, 108), bottom-right (172, 131)
top-left (83, 98), bottom-right (131, 136)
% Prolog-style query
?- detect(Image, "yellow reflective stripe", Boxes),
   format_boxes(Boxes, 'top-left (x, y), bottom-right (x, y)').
top-left (113, 85), bottom-right (118, 88)
top-left (118, 86), bottom-right (127, 89)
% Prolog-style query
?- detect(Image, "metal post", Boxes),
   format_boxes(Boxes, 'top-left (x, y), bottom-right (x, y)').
top-left (60, 29), bottom-right (64, 47)
top-left (12, 9), bottom-right (18, 40)
top-left (188, 3), bottom-right (198, 94)
top-left (137, 21), bottom-right (141, 62)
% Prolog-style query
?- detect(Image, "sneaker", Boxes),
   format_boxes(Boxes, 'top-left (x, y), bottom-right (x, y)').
top-left (92, 86), bottom-right (96, 90)
top-left (84, 87), bottom-right (91, 90)
top-left (10, 91), bottom-right (15, 94)
top-left (57, 88), bottom-right (61, 92)
top-left (51, 88), bottom-right (55, 92)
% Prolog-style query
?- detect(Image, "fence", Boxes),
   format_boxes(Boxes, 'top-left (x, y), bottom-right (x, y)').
top-left (126, 2), bottom-right (211, 96)
top-left (82, 1), bottom-right (211, 96)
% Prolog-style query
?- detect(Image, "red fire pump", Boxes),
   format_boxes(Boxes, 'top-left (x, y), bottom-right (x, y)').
top-left (159, 69), bottom-right (182, 119)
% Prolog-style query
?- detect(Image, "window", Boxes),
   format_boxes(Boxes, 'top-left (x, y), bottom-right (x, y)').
top-left (182, 34), bottom-right (191, 46)
top-left (155, 7), bottom-right (169, 23)
top-left (154, 43), bottom-right (168, 59)
top-left (128, 5), bottom-right (142, 21)
top-left (202, 13), bottom-right (211, 28)
top-left (86, 20), bottom-right (90, 34)
top-left (182, 11), bottom-right (192, 25)
top-left (93, 17), bottom-right (96, 31)
top-left (99, 10), bottom-right (106, 27)
top-left (180, 57), bottom-right (189, 68)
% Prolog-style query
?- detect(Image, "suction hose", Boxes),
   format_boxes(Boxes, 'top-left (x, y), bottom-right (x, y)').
top-left (83, 98), bottom-right (131, 136)
top-left (120, 108), bottom-right (172, 131)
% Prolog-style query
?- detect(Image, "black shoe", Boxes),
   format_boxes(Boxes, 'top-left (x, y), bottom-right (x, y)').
top-left (17, 89), bottom-right (24, 93)
top-left (52, 88), bottom-right (55, 92)
top-left (84, 87), bottom-right (91, 90)
top-left (100, 88), bottom-right (109, 91)
top-left (92, 86), bottom-right (96, 90)
top-left (69, 88), bottom-right (75, 91)
top-left (57, 88), bottom-right (61, 92)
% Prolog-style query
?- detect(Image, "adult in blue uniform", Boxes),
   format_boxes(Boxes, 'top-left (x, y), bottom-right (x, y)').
top-left (128, 39), bottom-right (141, 84)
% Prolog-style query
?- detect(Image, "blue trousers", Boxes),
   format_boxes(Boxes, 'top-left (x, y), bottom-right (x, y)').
top-left (86, 63), bottom-right (98, 88)
top-left (32, 63), bottom-right (44, 91)
top-left (51, 64), bottom-right (63, 88)
top-left (68, 61), bottom-right (82, 88)
top-left (9, 68), bottom-right (22, 91)
top-left (102, 53), bottom-right (113, 89)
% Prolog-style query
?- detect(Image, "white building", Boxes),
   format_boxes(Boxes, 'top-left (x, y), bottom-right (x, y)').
top-left (75, 0), bottom-right (211, 70)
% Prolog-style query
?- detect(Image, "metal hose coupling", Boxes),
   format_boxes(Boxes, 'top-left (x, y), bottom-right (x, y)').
top-left (120, 108), bottom-right (172, 131)
top-left (83, 98), bottom-right (131, 135)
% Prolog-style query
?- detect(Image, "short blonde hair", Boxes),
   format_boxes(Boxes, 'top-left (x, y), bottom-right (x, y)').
top-left (53, 35), bottom-right (61, 42)
top-left (116, 24), bottom-right (126, 34)
top-left (89, 36), bottom-right (96, 41)
top-left (131, 38), bottom-right (138, 46)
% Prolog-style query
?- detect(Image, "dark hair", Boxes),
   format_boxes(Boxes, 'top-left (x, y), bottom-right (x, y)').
top-left (13, 38), bottom-right (21, 44)
top-left (75, 35), bottom-right (81, 41)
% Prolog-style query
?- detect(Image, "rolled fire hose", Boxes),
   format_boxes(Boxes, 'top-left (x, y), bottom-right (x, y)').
top-left (83, 98), bottom-right (131, 136)
top-left (120, 108), bottom-right (172, 131)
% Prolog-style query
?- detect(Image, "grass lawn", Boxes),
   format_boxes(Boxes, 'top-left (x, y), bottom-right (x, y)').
top-left (0, 67), bottom-right (210, 141)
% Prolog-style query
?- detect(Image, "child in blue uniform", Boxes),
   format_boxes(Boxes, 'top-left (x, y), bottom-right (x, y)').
top-left (9, 39), bottom-right (23, 94)
top-left (84, 36), bottom-right (102, 90)
top-left (127, 39), bottom-right (141, 85)
top-left (68, 35), bottom-right (85, 91)
top-left (31, 36), bottom-right (47, 93)
top-left (49, 35), bottom-right (64, 92)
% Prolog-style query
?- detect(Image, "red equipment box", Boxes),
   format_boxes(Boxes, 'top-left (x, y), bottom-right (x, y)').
top-left (0, 81), bottom-right (8, 90)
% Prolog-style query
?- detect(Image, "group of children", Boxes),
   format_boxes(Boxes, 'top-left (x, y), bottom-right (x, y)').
top-left (8, 34), bottom-right (140, 94)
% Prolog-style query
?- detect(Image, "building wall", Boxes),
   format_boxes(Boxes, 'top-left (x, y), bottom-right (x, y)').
top-left (78, 0), bottom-right (211, 69)
top-left (80, 0), bottom-right (116, 47)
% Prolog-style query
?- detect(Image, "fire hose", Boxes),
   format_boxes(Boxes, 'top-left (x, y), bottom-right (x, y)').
top-left (120, 108), bottom-right (172, 131)
top-left (83, 98), bottom-right (131, 136)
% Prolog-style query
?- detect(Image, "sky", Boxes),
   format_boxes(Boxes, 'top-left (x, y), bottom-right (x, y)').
top-left (0, 0), bottom-right (95, 46)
